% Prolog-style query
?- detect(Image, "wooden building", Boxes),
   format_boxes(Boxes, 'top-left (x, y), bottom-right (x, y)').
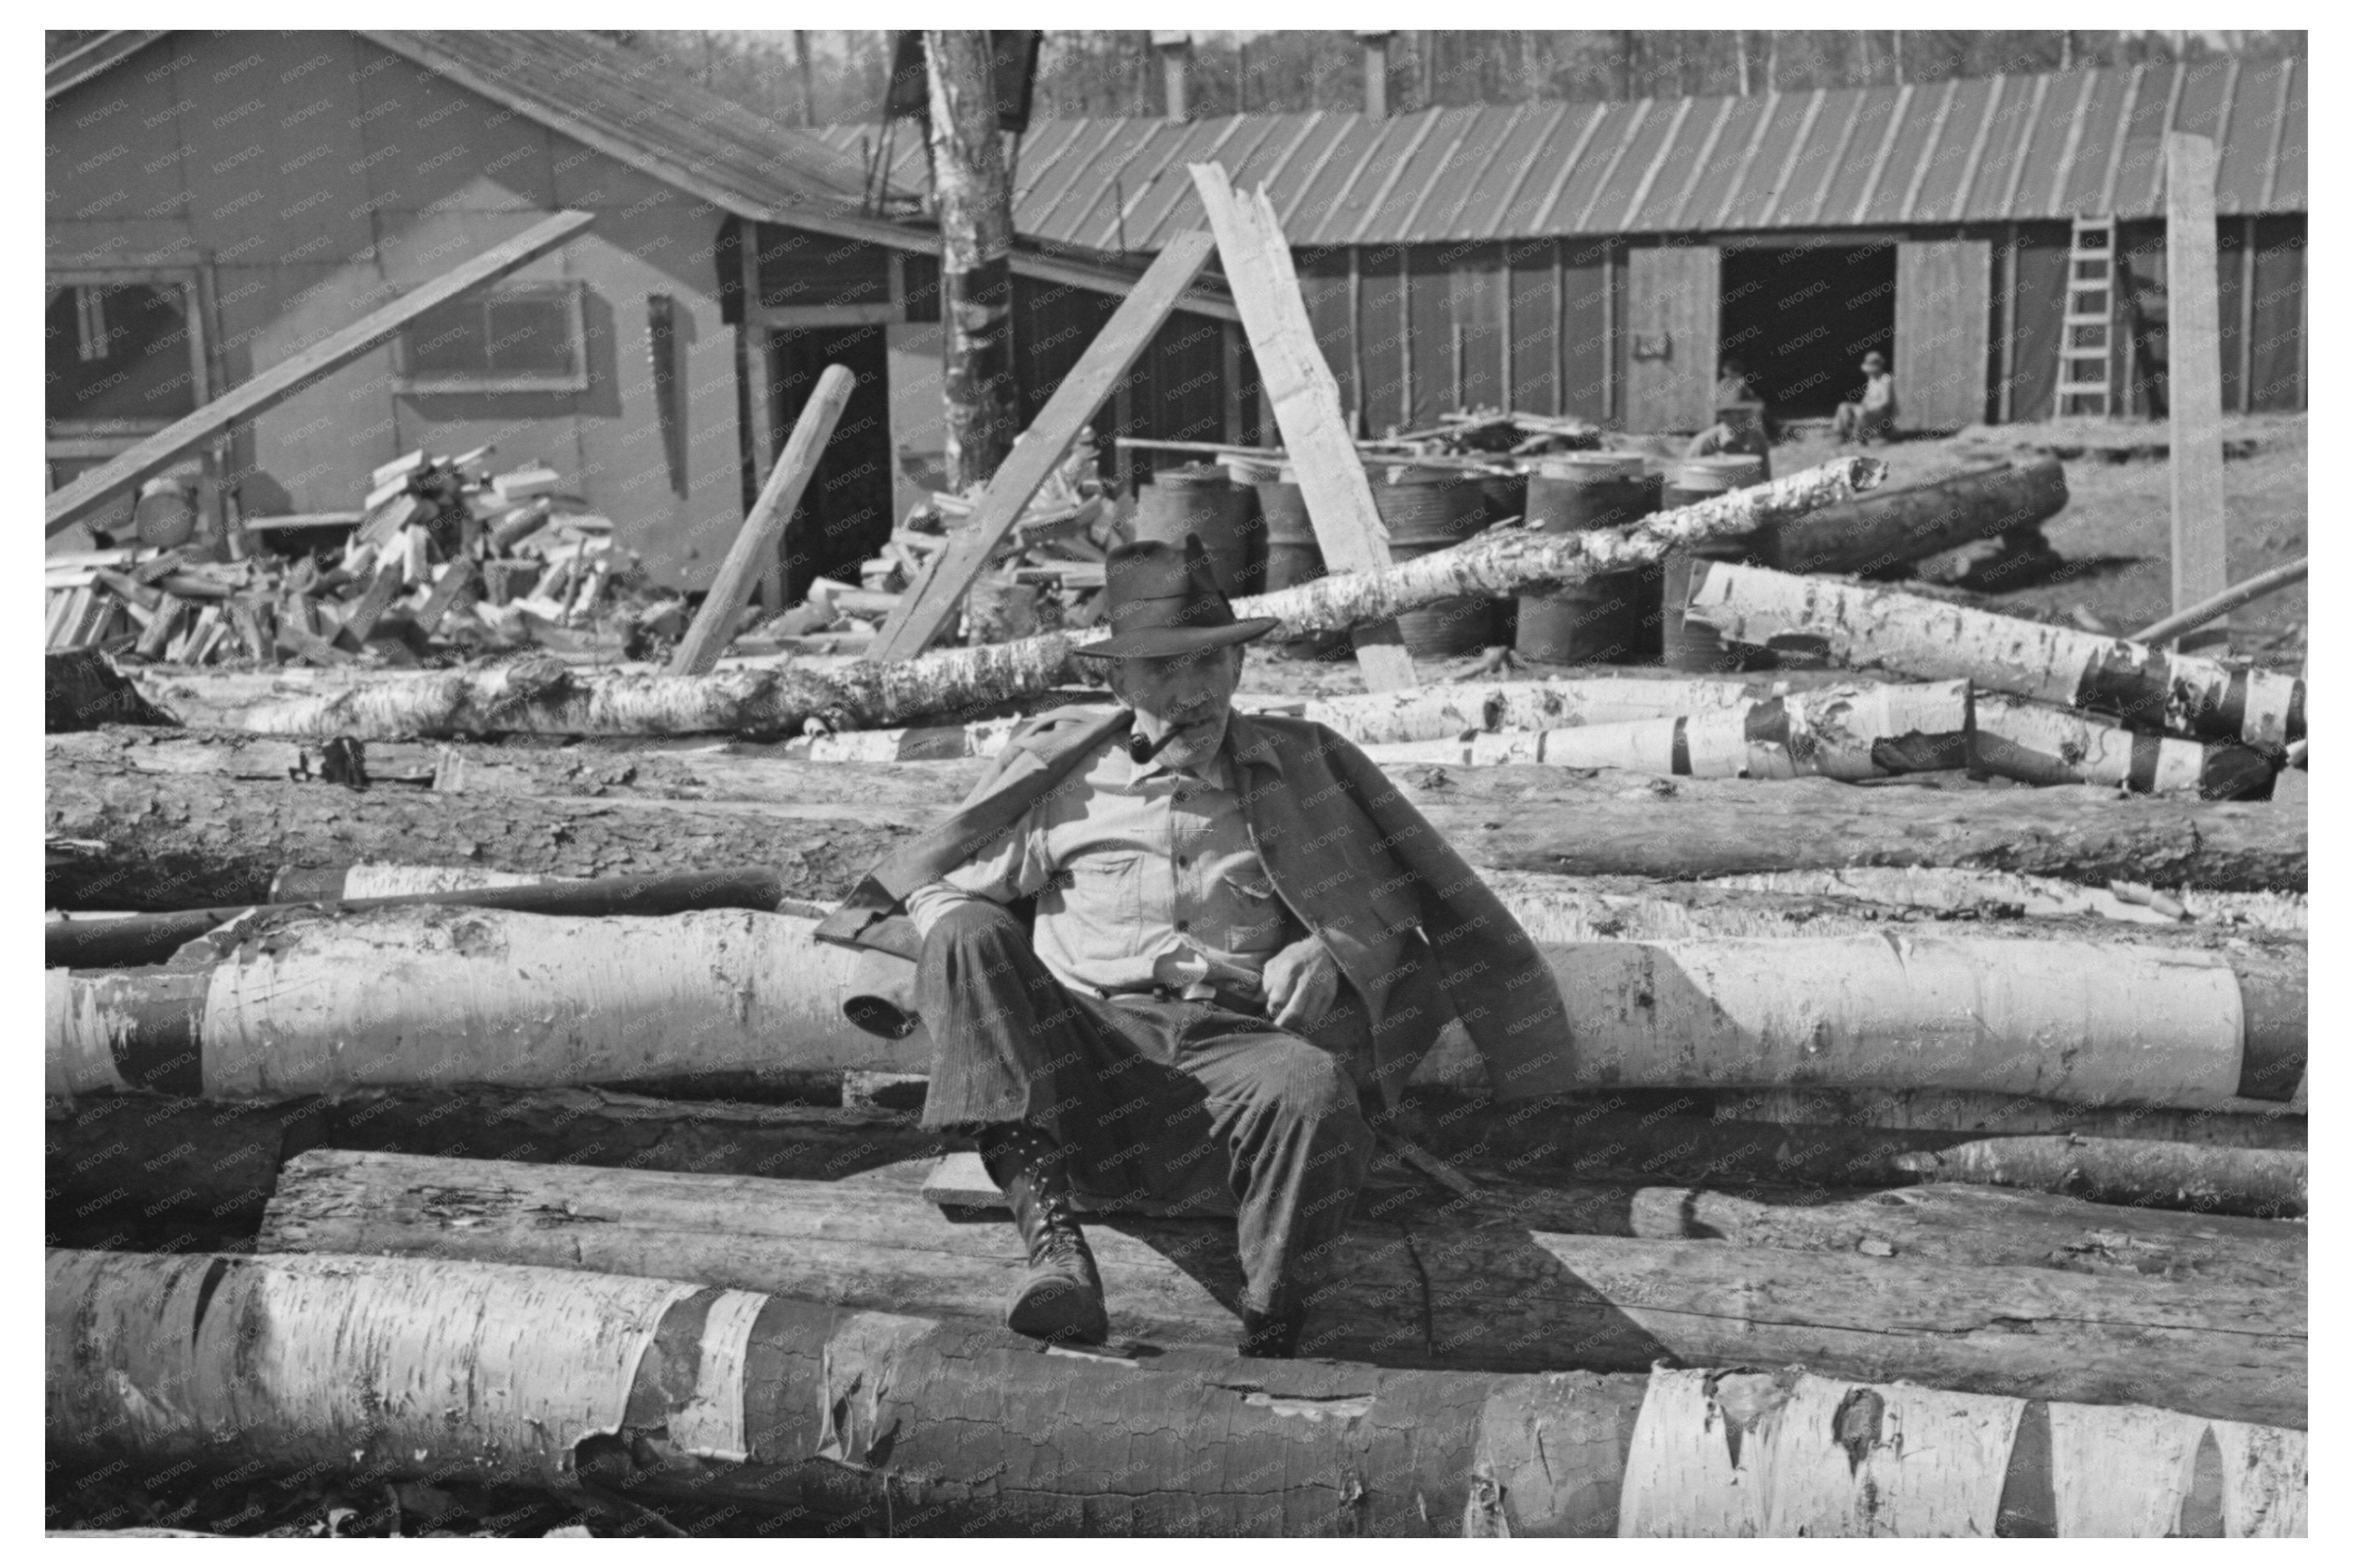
top-left (828, 56), bottom-right (2308, 435)
top-left (44, 29), bottom-right (1239, 598)
top-left (49, 32), bottom-right (2304, 598)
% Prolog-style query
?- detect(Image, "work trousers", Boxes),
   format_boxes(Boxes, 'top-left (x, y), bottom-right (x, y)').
top-left (914, 900), bottom-right (1375, 1316)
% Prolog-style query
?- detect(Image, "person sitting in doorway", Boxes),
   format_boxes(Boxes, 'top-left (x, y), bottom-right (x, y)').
top-left (1686, 358), bottom-right (1773, 460)
top-left (1834, 351), bottom-right (1898, 445)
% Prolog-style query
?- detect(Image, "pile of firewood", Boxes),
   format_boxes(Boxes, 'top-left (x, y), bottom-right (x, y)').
top-left (749, 440), bottom-right (1114, 654)
top-left (42, 449), bottom-right (678, 670)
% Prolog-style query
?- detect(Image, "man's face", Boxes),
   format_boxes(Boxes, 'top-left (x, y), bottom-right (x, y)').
top-left (1108, 643), bottom-right (1245, 772)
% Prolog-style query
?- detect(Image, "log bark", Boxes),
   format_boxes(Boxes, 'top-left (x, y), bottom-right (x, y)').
top-left (47, 746), bottom-right (2308, 914)
top-left (48, 895), bottom-right (2304, 1108)
top-left (1893, 1136), bottom-right (2306, 1218)
top-left (46, 868), bottom-right (795, 971)
top-left (258, 1148), bottom-right (2305, 1428)
top-left (46, 649), bottom-right (177, 732)
top-left (45, 1087), bottom-right (952, 1256)
top-left (1686, 562), bottom-right (2304, 749)
top-left (46, 907), bottom-right (910, 1100)
top-left (925, 32), bottom-right (1019, 489)
top-left (44, 751), bottom-right (915, 911)
top-left (1689, 866), bottom-right (2303, 935)
top-left (218, 459), bottom-right (1885, 741)
top-left (1976, 695), bottom-right (2278, 799)
top-left (1767, 457), bottom-right (2070, 576)
top-left (1360, 681), bottom-right (1970, 780)
top-left (47, 1252), bottom-right (2308, 1537)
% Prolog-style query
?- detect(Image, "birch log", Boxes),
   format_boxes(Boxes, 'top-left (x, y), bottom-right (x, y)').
top-left (47, 908), bottom-right (2303, 1110)
top-left (44, 907), bottom-right (909, 1100)
top-left (1975, 695), bottom-right (2278, 799)
top-left (225, 459), bottom-right (1884, 740)
top-left (48, 1249), bottom-right (2309, 1534)
top-left (1766, 457), bottom-right (2070, 576)
top-left (1526, 936), bottom-right (2301, 1107)
top-left (258, 1149), bottom-right (2305, 1427)
top-left (1685, 562), bottom-right (2305, 749)
top-left (1893, 1136), bottom-right (2307, 1218)
top-left (1360, 682), bottom-right (1969, 780)
top-left (46, 746), bottom-right (2309, 909)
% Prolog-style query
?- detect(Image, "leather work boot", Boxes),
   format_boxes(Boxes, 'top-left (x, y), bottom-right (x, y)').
top-left (1236, 1302), bottom-right (1309, 1360)
top-left (978, 1123), bottom-right (1109, 1346)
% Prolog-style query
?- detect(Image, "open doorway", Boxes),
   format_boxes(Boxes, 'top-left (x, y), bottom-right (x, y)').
top-left (771, 323), bottom-right (893, 604)
top-left (1719, 244), bottom-right (1896, 419)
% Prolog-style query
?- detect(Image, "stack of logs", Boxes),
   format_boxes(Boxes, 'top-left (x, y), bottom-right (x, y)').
top-left (44, 456), bottom-right (2305, 1538)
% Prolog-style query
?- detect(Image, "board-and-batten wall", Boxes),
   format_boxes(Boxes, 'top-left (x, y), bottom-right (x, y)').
top-left (1272, 222), bottom-right (2301, 436)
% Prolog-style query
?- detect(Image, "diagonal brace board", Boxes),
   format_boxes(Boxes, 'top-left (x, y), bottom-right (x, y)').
top-left (46, 211), bottom-right (596, 539)
top-left (1189, 164), bottom-right (1416, 691)
top-left (867, 231), bottom-right (1219, 661)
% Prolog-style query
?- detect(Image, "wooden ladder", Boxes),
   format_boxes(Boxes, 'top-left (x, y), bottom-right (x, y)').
top-left (2058, 216), bottom-right (2117, 417)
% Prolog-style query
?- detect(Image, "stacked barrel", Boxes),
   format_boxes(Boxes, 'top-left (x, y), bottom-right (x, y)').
top-left (1515, 454), bottom-right (1658, 665)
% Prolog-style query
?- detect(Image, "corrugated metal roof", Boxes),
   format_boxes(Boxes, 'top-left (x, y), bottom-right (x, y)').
top-left (818, 59), bottom-right (2304, 253)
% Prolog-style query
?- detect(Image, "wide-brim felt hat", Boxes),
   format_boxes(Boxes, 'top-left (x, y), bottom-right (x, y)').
top-left (1074, 532), bottom-right (1281, 660)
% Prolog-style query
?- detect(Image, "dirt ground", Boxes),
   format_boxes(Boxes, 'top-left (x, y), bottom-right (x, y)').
top-left (1233, 411), bottom-right (2309, 701)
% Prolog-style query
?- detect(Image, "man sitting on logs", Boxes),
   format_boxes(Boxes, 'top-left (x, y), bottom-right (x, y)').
top-left (816, 536), bottom-right (1564, 1358)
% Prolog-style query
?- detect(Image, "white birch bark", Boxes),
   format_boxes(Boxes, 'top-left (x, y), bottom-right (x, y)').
top-left (1687, 562), bottom-right (2304, 749)
top-left (232, 459), bottom-right (1886, 740)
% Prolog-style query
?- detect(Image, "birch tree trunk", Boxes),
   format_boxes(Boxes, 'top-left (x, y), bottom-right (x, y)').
top-left (49, 910), bottom-right (2302, 1112)
top-left (1686, 562), bottom-right (2305, 749)
top-left (48, 746), bottom-right (2309, 913)
top-left (925, 31), bottom-right (1019, 486)
top-left (222, 459), bottom-right (1886, 741)
top-left (1894, 1136), bottom-right (2307, 1218)
top-left (258, 1148), bottom-right (2306, 1427)
top-left (1976, 695), bottom-right (2279, 799)
top-left (1767, 457), bottom-right (2068, 576)
top-left (47, 1250), bottom-right (2309, 1533)
top-left (46, 907), bottom-right (908, 1101)
top-left (1359, 681), bottom-right (1970, 779)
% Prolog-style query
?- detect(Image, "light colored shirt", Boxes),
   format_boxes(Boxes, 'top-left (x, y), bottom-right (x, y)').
top-left (903, 726), bottom-right (1298, 1003)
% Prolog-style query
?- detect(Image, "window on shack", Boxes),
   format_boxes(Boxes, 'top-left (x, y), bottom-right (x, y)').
top-left (45, 278), bottom-right (203, 433)
top-left (394, 281), bottom-right (589, 394)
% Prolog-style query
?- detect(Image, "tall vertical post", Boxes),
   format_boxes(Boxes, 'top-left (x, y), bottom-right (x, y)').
top-left (1153, 32), bottom-right (1190, 121)
top-left (924, 30), bottom-right (1019, 490)
top-left (737, 226), bottom-right (781, 609)
top-left (2164, 132), bottom-right (2227, 651)
top-left (1357, 32), bottom-right (1391, 118)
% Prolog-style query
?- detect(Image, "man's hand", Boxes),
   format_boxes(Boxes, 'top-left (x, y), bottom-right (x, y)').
top-left (1262, 933), bottom-right (1341, 1033)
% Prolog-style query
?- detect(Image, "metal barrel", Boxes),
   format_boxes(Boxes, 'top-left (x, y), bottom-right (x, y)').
top-left (1515, 453), bottom-right (1654, 665)
top-left (1131, 463), bottom-right (1254, 598)
top-left (1660, 455), bottom-right (1772, 672)
top-left (1252, 469), bottom-right (1350, 659)
top-left (1371, 465), bottom-right (1492, 658)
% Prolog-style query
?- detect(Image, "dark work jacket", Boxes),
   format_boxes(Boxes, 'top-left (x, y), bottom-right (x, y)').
top-left (813, 704), bottom-right (1569, 1104)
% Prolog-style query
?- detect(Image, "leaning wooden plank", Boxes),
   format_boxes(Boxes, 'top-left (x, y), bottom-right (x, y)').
top-left (1768, 457), bottom-right (2068, 576)
top-left (2134, 557), bottom-right (2307, 647)
top-left (2165, 133), bottom-right (2229, 645)
top-left (671, 364), bottom-right (856, 676)
top-left (1894, 1135), bottom-right (2305, 1218)
top-left (1685, 560), bottom-right (2304, 748)
top-left (868, 231), bottom-right (1219, 660)
top-left (45, 911), bottom-right (2301, 1111)
top-left (260, 1150), bottom-right (2305, 1429)
top-left (1192, 163), bottom-right (1415, 690)
top-left (46, 1249), bottom-right (2309, 1534)
top-left (227, 458), bottom-right (1883, 741)
top-left (44, 867), bottom-right (794, 971)
top-left (44, 211), bottom-right (595, 538)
